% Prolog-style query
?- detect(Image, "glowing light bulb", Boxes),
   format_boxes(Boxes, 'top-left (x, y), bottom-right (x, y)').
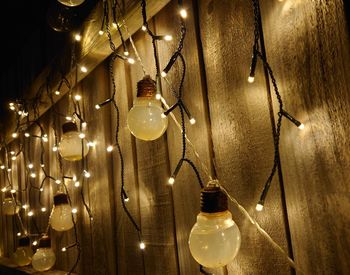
top-left (298, 123), bottom-right (305, 130)
top-left (124, 51), bottom-right (129, 56)
top-left (161, 71), bottom-right (167, 78)
top-left (28, 211), bottom-right (34, 217)
top-left (40, 164), bottom-right (45, 168)
top-left (128, 58), bottom-right (135, 64)
top-left (127, 76), bottom-right (168, 141)
top-left (11, 236), bottom-right (33, 267)
top-left (32, 241), bottom-right (38, 246)
top-left (40, 188), bottom-right (44, 192)
top-left (11, 156), bottom-right (16, 161)
top-left (41, 207), bottom-right (47, 212)
top-left (55, 90), bottom-right (60, 95)
top-left (87, 141), bottom-right (96, 147)
top-left (155, 93), bottom-right (161, 100)
top-left (80, 66), bottom-right (88, 73)
top-left (58, 0), bottom-right (85, 7)
top-left (17, 232), bottom-right (21, 236)
top-left (99, 30), bottom-right (104, 35)
top-left (50, 193), bottom-right (74, 232)
top-left (55, 180), bottom-right (61, 185)
top-left (42, 136), bottom-right (48, 142)
top-left (74, 94), bottom-right (82, 101)
top-left (74, 181), bottom-right (80, 187)
top-left (7, 168), bottom-right (12, 172)
top-left (28, 163), bottom-right (34, 169)
top-left (1, 187), bottom-right (7, 192)
top-left (74, 34), bottom-right (82, 41)
top-left (58, 122), bottom-right (89, 161)
top-left (72, 208), bottom-right (77, 214)
top-left (139, 242), bottom-right (146, 250)
top-left (12, 133), bottom-right (18, 138)
top-left (52, 146), bottom-right (58, 152)
top-left (10, 106), bottom-right (15, 110)
top-left (82, 121), bottom-right (87, 128)
top-left (107, 145), bottom-right (114, 152)
top-left (248, 76), bottom-right (255, 83)
top-left (124, 197), bottom-right (130, 202)
top-left (10, 151), bottom-right (15, 155)
top-left (32, 236), bottom-right (56, 272)
top-left (10, 189), bottom-right (16, 194)
top-left (22, 204), bottom-right (29, 209)
top-left (84, 171), bottom-right (91, 178)
top-left (164, 35), bottom-right (173, 41)
top-left (141, 25), bottom-right (147, 31)
top-left (61, 247), bottom-right (67, 252)
top-left (30, 173), bottom-right (36, 178)
top-left (79, 133), bottom-right (85, 139)
top-left (95, 104), bottom-right (101, 110)
top-left (112, 22), bottom-right (118, 28)
top-left (189, 118), bottom-right (196, 125)
top-left (0, 165), bottom-right (5, 169)
top-left (168, 177), bottom-right (175, 185)
top-left (255, 203), bottom-right (264, 211)
top-left (9, 102), bottom-right (14, 106)
top-left (2, 194), bottom-right (20, 215)
top-left (180, 8), bottom-right (188, 18)
top-left (189, 186), bottom-right (241, 268)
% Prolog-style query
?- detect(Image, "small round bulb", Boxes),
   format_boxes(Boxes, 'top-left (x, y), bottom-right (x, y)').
top-left (139, 242), bottom-right (146, 250)
top-left (141, 25), bottom-right (147, 31)
top-left (72, 208), bottom-right (78, 214)
top-left (168, 177), bottom-right (175, 185)
top-left (74, 95), bottom-right (82, 101)
top-left (55, 90), bottom-right (60, 95)
top-left (41, 207), bottom-right (47, 212)
top-left (164, 35), bottom-right (173, 41)
top-left (52, 146), bottom-right (58, 152)
top-left (161, 71), bottom-right (167, 78)
top-left (180, 8), bottom-right (188, 18)
top-left (28, 211), bottom-right (34, 216)
top-left (74, 181), bottom-right (80, 187)
top-left (55, 180), bottom-right (61, 185)
top-left (98, 30), bottom-right (104, 35)
top-left (30, 173), bottom-right (36, 178)
top-left (107, 146), bottom-right (114, 152)
top-left (28, 163), bottom-right (34, 169)
top-left (10, 189), bottom-right (16, 194)
top-left (95, 104), bottom-right (101, 110)
top-left (74, 34), bottom-right (82, 41)
top-left (80, 66), bottom-right (88, 73)
top-left (248, 76), bottom-right (255, 83)
top-left (298, 123), bottom-right (305, 130)
top-left (189, 118), bottom-right (196, 125)
top-left (255, 203), bottom-right (264, 211)
top-left (12, 133), bottom-right (18, 138)
top-left (127, 58), bottom-right (135, 64)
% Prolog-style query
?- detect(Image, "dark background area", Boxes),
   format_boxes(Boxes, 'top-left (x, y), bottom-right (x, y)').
top-left (0, 0), bottom-right (98, 131)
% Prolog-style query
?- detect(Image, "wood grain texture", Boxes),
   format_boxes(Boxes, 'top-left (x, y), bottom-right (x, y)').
top-left (260, 0), bottom-right (350, 274)
top-left (198, 0), bottom-right (292, 274)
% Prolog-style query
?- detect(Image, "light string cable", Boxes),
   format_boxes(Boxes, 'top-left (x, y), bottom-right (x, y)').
top-left (250, 0), bottom-right (304, 211)
top-left (96, 0), bottom-right (143, 243)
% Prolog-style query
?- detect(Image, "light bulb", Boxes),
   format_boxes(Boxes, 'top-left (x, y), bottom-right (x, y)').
top-left (58, 122), bottom-right (89, 161)
top-left (80, 66), bottom-right (88, 73)
top-left (189, 118), bottom-right (196, 125)
top-left (58, 0), bottom-right (85, 7)
top-left (164, 35), bottom-right (173, 41)
top-left (0, 165), bottom-right (5, 169)
top-left (141, 25), bottom-right (147, 31)
top-left (12, 133), bottom-right (18, 138)
top-left (139, 242), bottom-right (146, 250)
top-left (99, 30), bottom-right (104, 35)
top-left (298, 123), bottom-right (305, 130)
top-left (61, 247), bottom-right (67, 252)
top-left (189, 186), bottom-right (241, 268)
top-left (28, 163), bottom-right (34, 169)
top-left (127, 75), bottom-right (168, 141)
top-left (74, 181), bottom-right (80, 187)
top-left (30, 173), bottom-right (36, 178)
top-left (50, 193), bottom-right (74, 232)
top-left (10, 189), bottom-right (16, 194)
top-left (180, 8), bottom-right (188, 18)
top-left (82, 121), bottom-right (87, 128)
top-left (1, 187), bottom-right (7, 192)
top-left (55, 180), bottom-right (61, 185)
top-left (168, 177), bottom-right (175, 185)
top-left (32, 241), bottom-right (38, 246)
top-left (255, 203), bottom-right (264, 211)
top-left (28, 211), bottom-right (34, 217)
top-left (52, 146), bottom-right (58, 152)
top-left (72, 208), bottom-right (77, 214)
top-left (40, 188), bottom-right (44, 192)
top-left (127, 58), bottom-right (135, 64)
top-left (10, 151), bottom-right (15, 155)
top-left (11, 156), bottom-right (16, 161)
top-left (107, 145), bottom-right (114, 152)
top-left (2, 194), bottom-right (20, 215)
top-left (17, 232), bottom-right (21, 236)
top-left (11, 236), bottom-right (33, 267)
top-left (41, 207), bottom-right (46, 212)
top-left (74, 94), bottom-right (81, 101)
top-left (248, 76), bottom-right (255, 83)
top-left (95, 104), bottom-right (101, 110)
top-left (161, 71), bottom-right (167, 77)
top-left (32, 236), bottom-right (56, 272)
top-left (55, 90), bottom-right (60, 95)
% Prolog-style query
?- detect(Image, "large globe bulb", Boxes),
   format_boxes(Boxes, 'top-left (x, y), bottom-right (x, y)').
top-left (58, 122), bottom-right (89, 161)
top-left (57, 0), bottom-right (85, 7)
top-left (188, 186), bottom-right (241, 268)
top-left (127, 75), bottom-right (168, 141)
top-left (32, 236), bottom-right (56, 272)
top-left (11, 236), bottom-right (33, 267)
top-left (2, 194), bottom-right (20, 215)
top-left (50, 193), bottom-right (74, 232)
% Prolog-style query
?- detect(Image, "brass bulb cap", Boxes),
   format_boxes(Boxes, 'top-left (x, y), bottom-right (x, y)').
top-left (54, 193), bottom-right (68, 206)
top-left (200, 186), bottom-right (228, 213)
top-left (136, 75), bottom-right (156, 98)
top-left (39, 236), bottom-right (51, 248)
top-left (62, 122), bottom-right (78, 133)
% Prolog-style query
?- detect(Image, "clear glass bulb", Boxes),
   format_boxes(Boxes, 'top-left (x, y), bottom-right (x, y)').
top-left (127, 97), bottom-right (168, 141)
top-left (57, 0), bottom-right (85, 7)
top-left (58, 131), bottom-right (89, 161)
top-left (11, 246), bottom-right (33, 267)
top-left (32, 248), bottom-right (56, 271)
top-left (51, 204), bottom-right (74, 232)
top-left (189, 210), bottom-right (241, 268)
top-left (2, 197), bottom-right (20, 215)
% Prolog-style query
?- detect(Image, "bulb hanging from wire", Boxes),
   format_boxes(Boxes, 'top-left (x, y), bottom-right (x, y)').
top-left (127, 75), bottom-right (168, 141)
top-left (11, 236), bottom-right (33, 267)
top-left (50, 193), bottom-right (74, 231)
top-left (188, 185), bottom-right (241, 268)
top-left (58, 122), bottom-right (89, 161)
top-left (32, 236), bottom-right (56, 272)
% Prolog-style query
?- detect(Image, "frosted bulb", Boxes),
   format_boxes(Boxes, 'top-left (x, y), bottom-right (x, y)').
top-left (50, 193), bottom-right (74, 232)
top-left (32, 236), bottom-right (56, 272)
top-left (188, 186), bottom-right (241, 268)
top-left (58, 0), bottom-right (85, 7)
top-left (127, 76), bottom-right (168, 141)
top-left (2, 197), bottom-right (20, 215)
top-left (11, 237), bottom-right (33, 267)
top-left (58, 122), bottom-right (89, 161)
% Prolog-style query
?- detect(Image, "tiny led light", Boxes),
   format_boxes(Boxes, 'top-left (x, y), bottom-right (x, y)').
top-left (95, 104), bottom-right (101, 110)
top-left (74, 181), bottom-right (80, 187)
top-left (12, 133), bottom-right (18, 138)
top-left (40, 188), bottom-right (44, 192)
top-left (22, 204), bottom-right (29, 209)
top-left (9, 102), bottom-right (14, 106)
top-left (32, 241), bottom-right (38, 246)
top-left (155, 93), bottom-right (161, 100)
top-left (55, 90), bottom-right (60, 95)
top-left (10, 151), bottom-right (15, 155)
top-left (112, 22), bottom-right (118, 28)
top-left (298, 123), bottom-right (305, 130)
top-left (87, 141), bottom-right (96, 147)
top-left (107, 145), bottom-right (114, 152)
top-left (10, 189), bottom-right (16, 194)
top-left (74, 34), bottom-right (82, 41)
top-left (42, 136), bottom-right (48, 142)
top-left (11, 156), bottom-right (16, 161)
top-left (82, 122), bottom-right (87, 128)
top-left (127, 58), bottom-right (135, 64)
top-left (98, 30), bottom-right (104, 35)
top-left (81, 66), bottom-right (88, 73)
top-left (124, 51), bottom-right (129, 56)
top-left (0, 165), bottom-right (5, 169)
top-left (41, 207), bottom-right (46, 212)
top-left (28, 211), bottom-right (34, 217)
top-left (73, 175), bottom-right (77, 182)
top-left (74, 95), bottom-right (82, 101)
top-left (55, 180), bottom-right (61, 184)
top-left (168, 177), bottom-right (175, 185)
top-left (124, 197), bottom-right (130, 202)
top-left (248, 76), bottom-right (255, 83)
top-left (141, 25), bottom-right (147, 31)
top-left (52, 146), bottom-right (58, 152)
top-left (28, 163), bottom-right (34, 169)
top-left (61, 247), bottom-right (67, 252)
top-left (17, 232), bottom-right (21, 236)
top-left (79, 133), bottom-right (86, 139)
top-left (256, 203), bottom-right (264, 211)
top-left (7, 168), bottom-right (12, 172)
top-left (40, 164), bottom-right (45, 168)
top-left (84, 171), bottom-right (91, 178)
top-left (189, 118), bottom-right (196, 125)
top-left (24, 132), bottom-right (30, 137)
top-left (161, 113), bottom-right (167, 118)
top-left (180, 8), bottom-right (188, 18)
top-left (1, 187), bottom-right (7, 192)
top-left (139, 242), bottom-right (146, 250)
top-left (18, 111), bottom-right (23, 115)
top-left (72, 208), bottom-right (78, 214)
top-left (161, 71), bottom-right (167, 78)
top-left (30, 173), bottom-right (36, 178)
top-left (164, 35), bottom-right (173, 41)
top-left (10, 106), bottom-right (15, 111)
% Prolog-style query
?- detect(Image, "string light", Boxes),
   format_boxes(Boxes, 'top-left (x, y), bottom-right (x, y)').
top-left (7, 168), bottom-right (11, 172)
top-left (40, 188), bottom-right (44, 192)
top-left (22, 204), bottom-right (29, 209)
top-left (55, 180), bottom-right (61, 185)
top-left (95, 98), bottom-right (112, 110)
top-left (55, 90), bottom-right (60, 95)
top-left (74, 94), bottom-right (82, 101)
top-left (17, 232), bottom-right (21, 236)
top-left (281, 111), bottom-right (304, 129)
top-left (41, 207), bottom-right (47, 212)
top-left (82, 121), bottom-right (87, 128)
top-left (98, 30), bottom-right (104, 35)
top-left (74, 34), bottom-right (82, 41)
top-left (72, 208), bottom-right (78, 214)
top-left (80, 66), bottom-right (88, 73)
top-left (24, 132), bottom-right (30, 137)
top-left (83, 170), bottom-right (91, 178)
top-left (30, 173), bottom-right (36, 178)
top-left (32, 241), bottom-right (38, 246)
top-left (87, 141), bottom-right (96, 147)
top-left (11, 156), bottom-right (16, 160)
top-left (28, 163), bottom-right (34, 169)
top-left (10, 189), bottom-right (16, 194)
top-left (12, 133), bottom-right (18, 138)
top-left (61, 247), bottom-right (67, 252)
top-left (1, 187), bottom-right (7, 192)
top-left (139, 241), bottom-right (146, 250)
top-left (28, 211), bottom-right (34, 216)
top-left (106, 145), bottom-right (114, 152)
top-left (141, 25), bottom-right (147, 31)
top-left (79, 133), bottom-right (86, 139)
top-left (179, 8), bottom-right (188, 18)
top-left (40, 164), bottom-right (45, 168)
top-left (52, 146), bottom-right (58, 152)
top-left (10, 151), bottom-right (15, 155)
top-left (127, 58), bottom-right (135, 64)
top-left (0, 165), bottom-right (5, 169)
top-left (255, 203), bottom-right (264, 211)
top-left (74, 181), bottom-right (80, 188)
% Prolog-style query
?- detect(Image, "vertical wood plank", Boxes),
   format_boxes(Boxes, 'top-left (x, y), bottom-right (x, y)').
top-left (198, 0), bottom-right (292, 274)
top-left (260, 0), bottom-right (350, 273)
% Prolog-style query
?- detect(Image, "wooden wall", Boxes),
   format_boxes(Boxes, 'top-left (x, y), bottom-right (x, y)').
top-left (1, 0), bottom-right (350, 274)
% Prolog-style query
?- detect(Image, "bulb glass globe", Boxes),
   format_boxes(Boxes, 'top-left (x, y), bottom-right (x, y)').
top-left (58, 122), bottom-right (89, 161)
top-left (11, 237), bottom-right (33, 267)
top-left (189, 210), bottom-right (241, 268)
top-left (50, 193), bottom-right (74, 231)
top-left (57, 0), bottom-right (85, 7)
top-left (32, 237), bottom-right (56, 272)
top-left (2, 197), bottom-right (20, 215)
